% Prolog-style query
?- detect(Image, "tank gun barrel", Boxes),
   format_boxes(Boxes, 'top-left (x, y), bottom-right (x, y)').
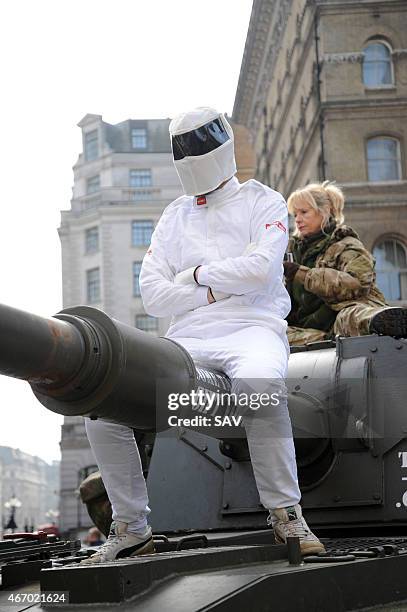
top-left (0, 302), bottom-right (356, 464)
top-left (0, 303), bottom-right (84, 385)
top-left (0, 303), bottom-right (227, 432)
top-left (5, 300), bottom-right (398, 488)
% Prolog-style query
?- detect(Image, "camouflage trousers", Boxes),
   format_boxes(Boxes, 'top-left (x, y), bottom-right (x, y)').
top-left (287, 304), bottom-right (386, 347)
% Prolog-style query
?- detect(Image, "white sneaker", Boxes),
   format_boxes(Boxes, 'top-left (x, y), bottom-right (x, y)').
top-left (79, 521), bottom-right (155, 565)
top-left (268, 504), bottom-right (325, 556)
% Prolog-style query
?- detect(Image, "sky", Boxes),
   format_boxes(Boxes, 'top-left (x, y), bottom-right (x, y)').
top-left (0, 0), bottom-right (253, 463)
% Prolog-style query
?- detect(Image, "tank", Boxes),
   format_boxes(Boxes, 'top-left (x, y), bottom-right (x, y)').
top-left (1, 302), bottom-right (407, 610)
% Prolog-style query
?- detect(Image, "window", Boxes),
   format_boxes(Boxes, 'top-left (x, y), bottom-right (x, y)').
top-left (86, 175), bottom-right (100, 194)
top-left (133, 261), bottom-right (142, 296)
top-left (86, 268), bottom-right (100, 303)
top-left (129, 169), bottom-right (152, 187)
top-left (367, 137), bottom-right (401, 182)
top-left (84, 130), bottom-right (98, 161)
top-left (131, 128), bottom-right (147, 149)
top-left (85, 227), bottom-right (99, 253)
top-left (362, 41), bottom-right (393, 87)
top-left (373, 239), bottom-right (407, 301)
top-left (135, 314), bottom-right (158, 335)
top-left (132, 220), bottom-right (154, 246)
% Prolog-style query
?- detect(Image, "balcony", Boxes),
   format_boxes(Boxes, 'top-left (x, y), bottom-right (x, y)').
top-left (71, 186), bottom-right (180, 215)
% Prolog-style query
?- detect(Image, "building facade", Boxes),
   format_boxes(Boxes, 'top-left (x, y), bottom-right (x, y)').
top-left (233, 0), bottom-right (407, 304)
top-left (58, 416), bottom-right (99, 535)
top-left (59, 114), bottom-right (184, 335)
top-left (0, 446), bottom-right (59, 534)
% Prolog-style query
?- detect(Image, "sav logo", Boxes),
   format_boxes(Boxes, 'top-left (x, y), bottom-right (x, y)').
top-left (196, 196), bottom-right (207, 206)
top-left (265, 221), bottom-right (286, 233)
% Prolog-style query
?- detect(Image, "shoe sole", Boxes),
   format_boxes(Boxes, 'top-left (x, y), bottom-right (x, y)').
top-left (369, 308), bottom-right (407, 338)
top-left (79, 538), bottom-right (156, 565)
top-left (130, 539), bottom-right (156, 556)
top-left (275, 534), bottom-right (326, 556)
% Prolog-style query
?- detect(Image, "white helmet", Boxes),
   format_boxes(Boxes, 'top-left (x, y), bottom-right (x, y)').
top-left (169, 107), bottom-right (237, 196)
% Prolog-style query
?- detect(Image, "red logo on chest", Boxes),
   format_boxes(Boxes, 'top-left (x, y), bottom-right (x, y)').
top-left (196, 196), bottom-right (207, 206)
top-left (265, 221), bottom-right (286, 233)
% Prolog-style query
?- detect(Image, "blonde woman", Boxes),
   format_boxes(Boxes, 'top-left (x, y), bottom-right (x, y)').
top-left (284, 181), bottom-right (407, 346)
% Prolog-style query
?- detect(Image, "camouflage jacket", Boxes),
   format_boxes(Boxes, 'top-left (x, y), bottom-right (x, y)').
top-left (287, 224), bottom-right (386, 331)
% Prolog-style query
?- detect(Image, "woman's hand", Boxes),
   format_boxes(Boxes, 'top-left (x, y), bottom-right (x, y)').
top-left (283, 261), bottom-right (300, 282)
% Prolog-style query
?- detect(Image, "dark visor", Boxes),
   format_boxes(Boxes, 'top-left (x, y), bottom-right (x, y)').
top-left (172, 117), bottom-right (230, 160)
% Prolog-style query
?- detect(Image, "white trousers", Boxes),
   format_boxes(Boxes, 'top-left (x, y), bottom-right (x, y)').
top-left (85, 325), bottom-right (301, 531)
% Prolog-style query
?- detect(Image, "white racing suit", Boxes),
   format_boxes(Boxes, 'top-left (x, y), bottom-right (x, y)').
top-left (85, 177), bottom-right (301, 532)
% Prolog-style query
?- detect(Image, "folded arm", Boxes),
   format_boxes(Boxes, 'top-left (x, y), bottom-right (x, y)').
top-left (197, 196), bottom-right (289, 295)
top-left (294, 249), bottom-right (375, 302)
top-left (139, 209), bottom-right (209, 318)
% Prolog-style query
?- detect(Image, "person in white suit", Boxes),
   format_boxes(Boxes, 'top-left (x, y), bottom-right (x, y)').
top-left (81, 107), bottom-right (324, 564)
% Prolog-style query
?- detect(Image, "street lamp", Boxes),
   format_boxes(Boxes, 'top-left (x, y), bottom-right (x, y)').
top-left (4, 494), bottom-right (22, 533)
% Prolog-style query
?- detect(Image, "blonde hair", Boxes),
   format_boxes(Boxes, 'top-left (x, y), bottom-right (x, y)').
top-left (287, 180), bottom-right (345, 237)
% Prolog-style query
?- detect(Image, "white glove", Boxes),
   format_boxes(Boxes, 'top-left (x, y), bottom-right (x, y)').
top-left (174, 266), bottom-right (199, 285)
top-left (174, 244), bottom-right (257, 293)
top-left (208, 243), bottom-right (257, 302)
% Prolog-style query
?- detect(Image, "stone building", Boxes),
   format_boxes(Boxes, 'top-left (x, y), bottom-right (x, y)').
top-left (59, 114), bottom-right (183, 335)
top-left (233, 0), bottom-right (407, 304)
top-left (58, 113), bottom-right (255, 534)
top-left (0, 446), bottom-right (59, 533)
top-left (58, 417), bottom-right (100, 535)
